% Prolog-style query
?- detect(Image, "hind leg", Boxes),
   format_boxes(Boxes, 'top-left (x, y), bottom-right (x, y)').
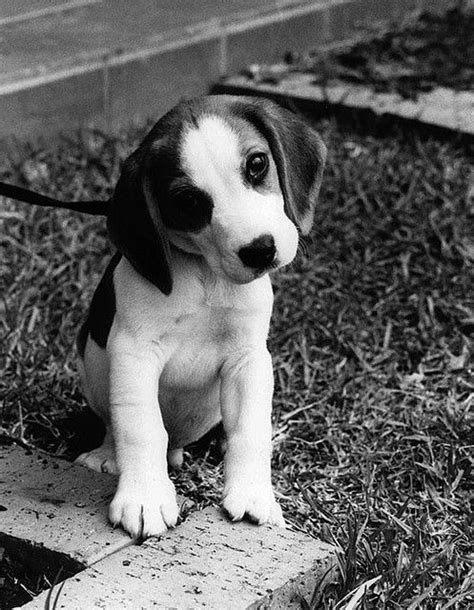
top-left (76, 428), bottom-right (118, 474)
top-left (167, 448), bottom-right (183, 469)
top-left (76, 336), bottom-right (117, 473)
top-left (77, 334), bottom-right (183, 476)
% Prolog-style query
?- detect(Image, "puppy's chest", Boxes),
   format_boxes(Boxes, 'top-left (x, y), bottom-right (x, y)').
top-left (116, 258), bottom-right (273, 391)
top-left (159, 308), bottom-right (242, 390)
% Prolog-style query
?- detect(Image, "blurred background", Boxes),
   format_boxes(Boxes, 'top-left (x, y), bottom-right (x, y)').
top-left (0, 0), bottom-right (454, 149)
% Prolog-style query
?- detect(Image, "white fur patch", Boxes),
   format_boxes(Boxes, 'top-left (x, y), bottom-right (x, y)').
top-left (181, 116), bottom-right (243, 196)
top-left (179, 115), bottom-right (298, 284)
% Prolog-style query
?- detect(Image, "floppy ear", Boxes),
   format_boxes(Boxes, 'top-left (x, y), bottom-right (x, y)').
top-left (239, 98), bottom-right (327, 235)
top-left (107, 147), bottom-right (172, 295)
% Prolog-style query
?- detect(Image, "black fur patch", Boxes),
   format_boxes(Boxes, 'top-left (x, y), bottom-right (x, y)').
top-left (161, 186), bottom-right (213, 232)
top-left (77, 252), bottom-right (121, 356)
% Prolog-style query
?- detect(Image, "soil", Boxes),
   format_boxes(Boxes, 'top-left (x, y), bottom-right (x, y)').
top-left (0, 546), bottom-right (44, 609)
top-left (258, 4), bottom-right (474, 100)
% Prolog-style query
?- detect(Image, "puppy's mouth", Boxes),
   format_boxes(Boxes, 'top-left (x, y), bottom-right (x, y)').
top-left (169, 231), bottom-right (280, 284)
top-left (220, 256), bottom-right (280, 284)
top-left (251, 259), bottom-right (279, 278)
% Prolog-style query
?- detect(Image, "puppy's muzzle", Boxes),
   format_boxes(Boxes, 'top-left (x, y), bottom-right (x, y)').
top-left (238, 234), bottom-right (276, 270)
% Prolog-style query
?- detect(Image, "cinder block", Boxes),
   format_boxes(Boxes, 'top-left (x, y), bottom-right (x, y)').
top-left (392, 97), bottom-right (423, 120)
top-left (370, 92), bottom-right (404, 116)
top-left (0, 443), bottom-right (130, 567)
top-left (420, 107), bottom-right (458, 131)
top-left (341, 84), bottom-right (374, 109)
top-left (2, 443), bottom-right (336, 608)
top-left (25, 507), bottom-right (337, 609)
top-left (421, 87), bottom-right (456, 108)
top-left (454, 91), bottom-right (474, 135)
top-left (323, 83), bottom-right (352, 104)
top-left (419, 88), bottom-right (458, 130)
top-left (276, 73), bottom-right (328, 102)
top-left (216, 76), bottom-right (472, 141)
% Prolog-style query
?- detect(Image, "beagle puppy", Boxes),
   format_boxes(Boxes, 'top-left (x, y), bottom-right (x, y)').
top-left (75, 95), bottom-right (326, 538)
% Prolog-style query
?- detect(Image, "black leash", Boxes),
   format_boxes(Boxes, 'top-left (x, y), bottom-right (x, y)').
top-left (0, 181), bottom-right (109, 216)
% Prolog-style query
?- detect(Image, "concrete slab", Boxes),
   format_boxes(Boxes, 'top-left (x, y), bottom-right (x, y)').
top-left (0, 1), bottom-right (98, 24)
top-left (370, 92), bottom-right (404, 116)
top-left (215, 76), bottom-right (473, 141)
top-left (0, 67), bottom-right (106, 146)
top-left (339, 84), bottom-right (374, 109)
top-left (454, 91), bottom-right (474, 136)
top-left (322, 83), bottom-right (352, 105)
top-left (0, 0), bottom-right (305, 87)
top-left (0, 0), bottom-right (429, 146)
top-left (1, 442), bottom-right (336, 607)
top-left (0, 442), bottom-right (130, 567)
top-left (224, 6), bottom-right (332, 75)
top-left (391, 97), bottom-right (423, 120)
top-left (107, 38), bottom-right (222, 131)
top-left (24, 507), bottom-right (337, 609)
top-left (420, 106), bottom-right (459, 132)
top-left (418, 87), bottom-right (459, 131)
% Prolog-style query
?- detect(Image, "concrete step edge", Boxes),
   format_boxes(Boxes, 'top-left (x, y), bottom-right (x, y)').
top-left (214, 76), bottom-right (474, 140)
top-left (0, 0), bottom-right (335, 94)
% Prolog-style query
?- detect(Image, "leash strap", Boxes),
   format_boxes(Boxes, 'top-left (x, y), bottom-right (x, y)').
top-left (0, 181), bottom-right (109, 216)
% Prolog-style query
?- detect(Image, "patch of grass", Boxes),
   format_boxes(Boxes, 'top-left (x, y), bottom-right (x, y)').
top-left (1, 119), bottom-right (472, 608)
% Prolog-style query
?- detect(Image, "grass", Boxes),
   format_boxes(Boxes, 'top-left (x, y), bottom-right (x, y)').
top-left (0, 117), bottom-right (472, 608)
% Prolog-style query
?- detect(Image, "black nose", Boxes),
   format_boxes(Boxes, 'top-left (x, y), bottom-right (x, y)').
top-left (238, 234), bottom-right (276, 269)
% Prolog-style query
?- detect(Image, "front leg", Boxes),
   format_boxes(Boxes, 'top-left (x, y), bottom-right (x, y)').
top-left (220, 348), bottom-right (285, 527)
top-left (107, 332), bottom-right (179, 538)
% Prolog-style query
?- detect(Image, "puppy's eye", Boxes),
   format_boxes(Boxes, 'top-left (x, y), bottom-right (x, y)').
top-left (165, 188), bottom-right (213, 232)
top-left (246, 152), bottom-right (269, 184)
top-left (176, 192), bottom-right (199, 211)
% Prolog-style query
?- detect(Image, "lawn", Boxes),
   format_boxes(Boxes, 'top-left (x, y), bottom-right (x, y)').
top-left (0, 116), bottom-right (472, 608)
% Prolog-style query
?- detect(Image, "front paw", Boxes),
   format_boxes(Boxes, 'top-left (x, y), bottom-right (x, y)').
top-left (223, 483), bottom-right (285, 527)
top-left (109, 477), bottom-right (179, 538)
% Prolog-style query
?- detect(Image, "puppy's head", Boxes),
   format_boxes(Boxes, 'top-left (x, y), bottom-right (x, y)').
top-left (108, 95), bottom-right (326, 294)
